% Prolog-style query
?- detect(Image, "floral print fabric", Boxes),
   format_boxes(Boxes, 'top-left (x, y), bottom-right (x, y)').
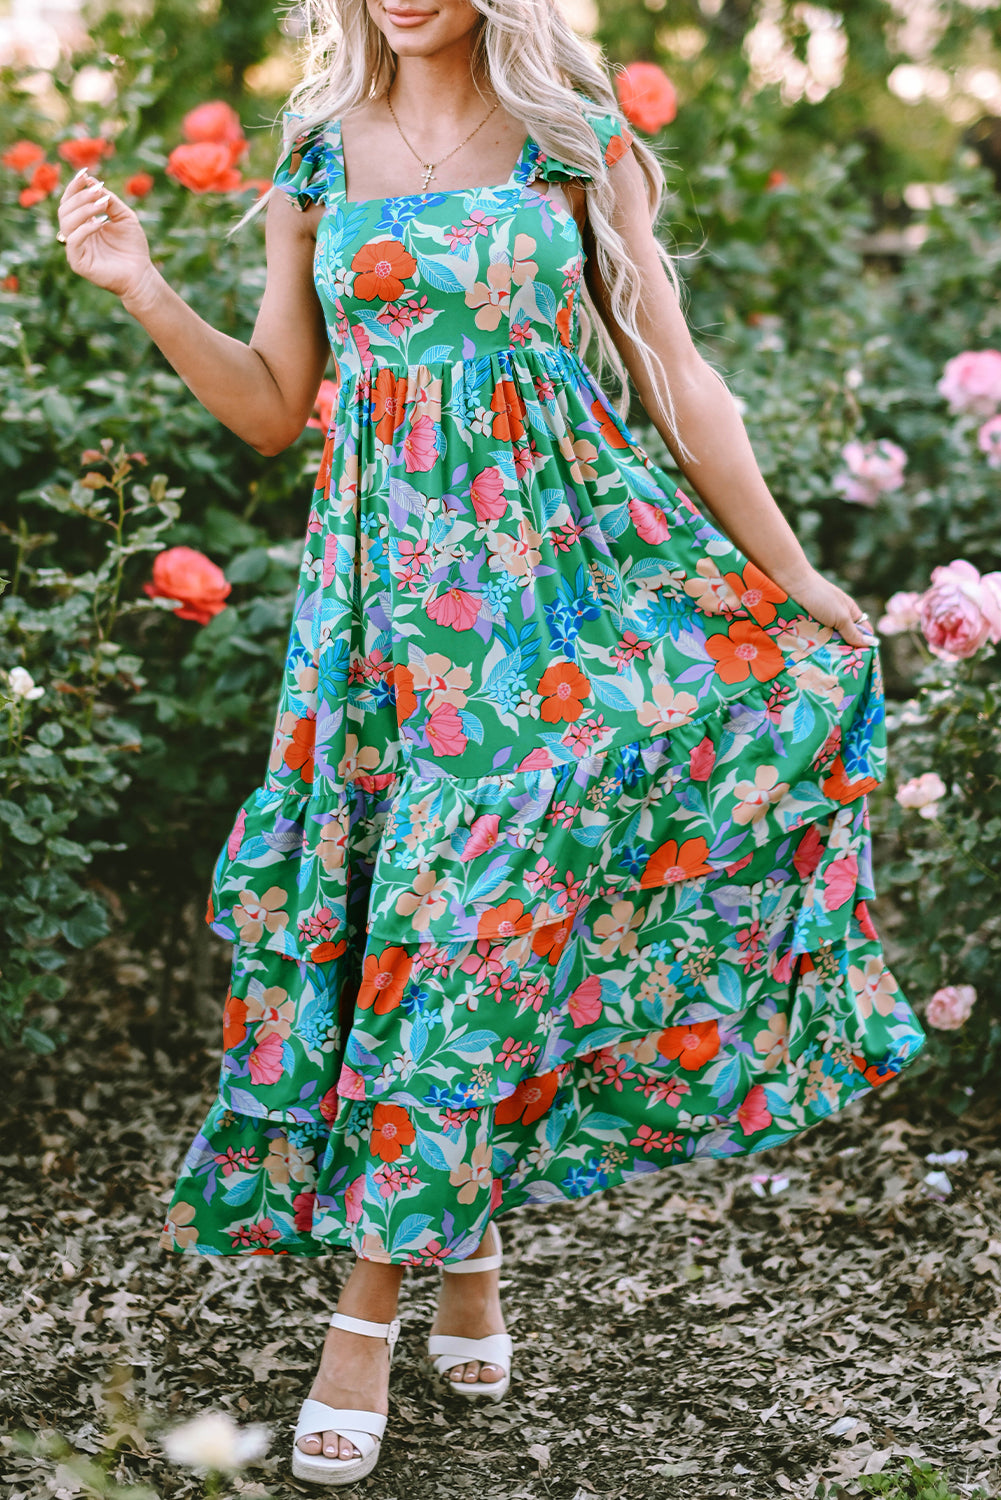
top-left (162, 106), bottom-right (926, 1264)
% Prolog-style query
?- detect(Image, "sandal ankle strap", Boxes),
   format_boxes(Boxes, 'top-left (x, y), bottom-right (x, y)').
top-left (330, 1311), bottom-right (401, 1351)
top-left (443, 1221), bottom-right (503, 1275)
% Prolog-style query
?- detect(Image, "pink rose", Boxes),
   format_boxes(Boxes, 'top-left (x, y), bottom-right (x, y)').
top-left (834, 439), bottom-right (907, 506)
top-left (877, 590), bottom-right (922, 635)
top-left (616, 62), bottom-right (678, 134)
top-left (938, 350), bottom-right (1001, 417)
top-left (143, 545), bottom-right (231, 624)
top-left (978, 414), bottom-right (1001, 469)
top-left (307, 377), bottom-right (339, 434)
top-left (736, 1083), bottom-right (773, 1136)
top-left (181, 100), bottom-right (247, 164)
top-left (918, 559), bottom-right (1001, 661)
top-left (895, 771), bottom-right (946, 819)
top-left (925, 983), bottom-right (976, 1030)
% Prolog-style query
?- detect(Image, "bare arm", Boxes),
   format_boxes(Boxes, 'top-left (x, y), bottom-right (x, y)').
top-left (577, 154), bottom-right (876, 651)
top-left (56, 172), bottom-right (329, 457)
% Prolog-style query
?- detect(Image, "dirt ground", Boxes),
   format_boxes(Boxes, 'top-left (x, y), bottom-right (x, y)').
top-left (2, 944), bottom-right (1000, 1500)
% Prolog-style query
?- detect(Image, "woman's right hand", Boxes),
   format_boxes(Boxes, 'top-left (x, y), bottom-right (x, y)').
top-left (56, 170), bottom-right (154, 302)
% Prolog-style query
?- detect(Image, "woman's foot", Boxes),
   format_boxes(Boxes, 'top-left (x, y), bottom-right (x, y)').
top-left (296, 1259), bottom-right (404, 1462)
top-left (429, 1226), bottom-right (507, 1387)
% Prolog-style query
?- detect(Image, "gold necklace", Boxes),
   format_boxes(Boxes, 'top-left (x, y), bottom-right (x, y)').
top-left (386, 90), bottom-right (501, 192)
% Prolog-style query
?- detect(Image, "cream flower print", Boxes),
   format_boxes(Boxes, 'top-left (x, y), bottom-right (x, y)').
top-left (512, 232), bottom-right (538, 286)
top-left (263, 1135), bottom-right (314, 1186)
top-left (754, 1010), bottom-right (791, 1071)
top-left (465, 262), bottom-right (511, 331)
top-left (411, 366), bottom-right (442, 421)
top-left (337, 732), bottom-right (381, 781)
top-left (449, 1141), bottom-right (493, 1203)
top-left (317, 811), bottom-right (349, 873)
top-left (684, 557), bottom-right (741, 615)
top-left (161, 1200), bottom-right (198, 1249)
top-left (245, 985), bottom-right (295, 1041)
top-left (592, 900), bottom-right (646, 958)
top-left (791, 661), bottom-right (845, 707)
top-left (732, 764), bottom-right (791, 826)
top-left (395, 870), bottom-right (449, 931)
top-left (410, 653), bottom-right (473, 712)
top-left (488, 518), bottom-right (543, 579)
top-left (637, 681), bottom-right (699, 732)
top-left (570, 438), bottom-right (599, 483)
top-left (849, 956), bottom-right (899, 1019)
top-left (233, 887), bottom-right (289, 945)
top-left (268, 709), bottom-right (298, 773)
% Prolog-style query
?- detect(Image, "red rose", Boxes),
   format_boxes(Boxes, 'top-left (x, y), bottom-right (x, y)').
top-left (58, 137), bottom-right (114, 171)
top-left (125, 171), bottom-right (155, 198)
top-left (2, 140), bottom-right (44, 171)
top-left (143, 545), bottom-right (232, 624)
top-left (181, 100), bottom-right (247, 165)
top-left (2, 275), bottom-right (18, 293)
top-left (166, 142), bottom-right (242, 194)
top-left (19, 161), bottom-right (60, 207)
top-left (615, 62), bottom-right (678, 134)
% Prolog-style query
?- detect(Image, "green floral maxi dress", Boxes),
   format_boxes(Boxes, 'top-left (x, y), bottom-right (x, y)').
top-left (162, 108), bottom-right (926, 1263)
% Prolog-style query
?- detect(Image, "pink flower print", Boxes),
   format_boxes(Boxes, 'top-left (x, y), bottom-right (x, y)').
top-left (376, 302), bottom-right (413, 338)
top-left (689, 735), bottom-right (716, 782)
top-left (637, 682), bottom-right (698, 732)
top-left (546, 800), bottom-right (577, 830)
top-left (629, 497), bottom-right (671, 543)
top-left (534, 375), bottom-right (556, 402)
top-left (248, 1030), bottom-right (285, 1085)
top-left (336, 1065), bottom-right (367, 1100)
top-left (463, 209), bottom-right (497, 237)
top-left (735, 919), bottom-right (764, 972)
top-left (445, 223), bottom-right (473, 250)
top-left (822, 852), bottom-right (859, 911)
top-left (344, 1173), bottom-right (366, 1225)
top-left (979, 414), bottom-right (1001, 468)
top-left (834, 438), bottom-right (907, 506)
top-left (765, 682), bottom-right (793, 721)
top-left (461, 813), bottom-right (503, 862)
top-left (611, 630), bottom-right (652, 670)
top-left (424, 701), bottom-right (468, 756)
top-left (426, 586), bottom-right (480, 631)
top-left (319, 1087), bottom-right (340, 1124)
top-left (919, 558), bottom-right (1001, 661)
top-left (403, 414), bottom-right (440, 473)
top-left (736, 1083), bottom-right (773, 1136)
top-left (497, 1036), bottom-right (522, 1069)
top-left (938, 349), bottom-right (1001, 416)
top-left (525, 857), bottom-right (556, 894)
top-left (510, 320), bottom-right (532, 346)
top-left (518, 747), bottom-right (553, 771)
top-left (513, 977), bottom-right (548, 1014)
top-left (512, 232), bottom-right (538, 285)
top-left (393, 538), bottom-right (431, 591)
top-left (793, 824), bottom-right (824, 880)
top-left (353, 320), bottom-right (374, 372)
top-left (214, 1146), bottom-right (258, 1176)
top-left (464, 261), bottom-right (511, 331)
top-left (512, 440), bottom-right (541, 481)
top-left (293, 1191), bottom-right (315, 1232)
top-left (374, 1164), bottom-right (403, 1199)
top-left (459, 940), bottom-right (508, 981)
top-left (226, 806), bottom-right (247, 860)
top-left (568, 975), bottom-right (603, 1027)
top-left (321, 532), bottom-right (338, 587)
top-left (469, 465), bottom-right (507, 522)
top-left (631, 1124), bottom-right (667, 1154)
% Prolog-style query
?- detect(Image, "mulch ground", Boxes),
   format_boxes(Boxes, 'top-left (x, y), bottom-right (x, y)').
top-left (2, 941), bottom-right (999, 1500)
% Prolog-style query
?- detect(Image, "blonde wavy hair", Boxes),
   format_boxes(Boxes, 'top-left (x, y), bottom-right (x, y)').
top-left (259, 0), bottom-right (685, 444)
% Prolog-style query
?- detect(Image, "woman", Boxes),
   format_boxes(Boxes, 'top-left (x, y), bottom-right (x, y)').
top-left (58, 0), bottom-right (926, 1485)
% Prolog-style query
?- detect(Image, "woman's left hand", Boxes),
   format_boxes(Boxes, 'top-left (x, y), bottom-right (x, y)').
top-left (777, 564), bottom-right (878, 650)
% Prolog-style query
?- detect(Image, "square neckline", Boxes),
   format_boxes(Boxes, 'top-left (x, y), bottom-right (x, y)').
top-left (329, 117), bottom-right (536, 208)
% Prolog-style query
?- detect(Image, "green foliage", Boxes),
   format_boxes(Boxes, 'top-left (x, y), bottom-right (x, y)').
top-left (855, 1456), bottom-right (991, 1498)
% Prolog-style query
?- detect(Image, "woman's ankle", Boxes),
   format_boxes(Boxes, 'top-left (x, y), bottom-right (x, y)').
top-left (337, 1256), bottom-right (405, 1323)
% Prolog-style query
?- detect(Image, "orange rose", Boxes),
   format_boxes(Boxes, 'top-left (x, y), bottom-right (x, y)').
top-left (705, 619), bottom-right (785, 685)
top-left (58, 137), bottom-right (114, 172)
top-left (370, 1102), bottom-right (415, 1163)
top-left (656, 1019), bottom-right (720, 1071)
top-left (2, 140), bottom-right (44, 171)
top-left (143, 544), bottom-right (231, 624)
top-left (538, 660), bottom-right (591, 724)
top-left (351, 239), bottom-right (417, 302)
top-left (494, 1070), bottom-right (559, 1126)
top-left (166, 142), bottom-right (242, 193)
top-left (616, 62), bottom-right (678, 134)
top-left (19, 162), bottom-right (59, 207)
top-left (182, 100), bottom-right (247, 164)
top-left (641, 836), bottom-right (713, 889)
top-left (358, 945), bottom-right (414, 1015)
top-left (125, 171), bottom-right (155, 198)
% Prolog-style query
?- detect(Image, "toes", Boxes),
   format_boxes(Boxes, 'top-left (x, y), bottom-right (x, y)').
top-left (463, 1360), bottom-right (481, 1383)
top-left (298, 1433), bottom-right (322, 1454)
top-left (320, 1430), bottom-right (359, 1462)
top-left (478, 1361), bottom-right (503, 1383)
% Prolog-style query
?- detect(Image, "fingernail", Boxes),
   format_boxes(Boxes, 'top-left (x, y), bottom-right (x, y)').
top-left (72, 166), bottom-right (87, 181)
top-left (96, 193), bottom-right (110, 207)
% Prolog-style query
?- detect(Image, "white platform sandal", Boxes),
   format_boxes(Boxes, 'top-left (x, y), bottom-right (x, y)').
top-left (291, 1311), bottom-right (401, 1486)
top-left (427, 1222), bottom-right (512, 1403)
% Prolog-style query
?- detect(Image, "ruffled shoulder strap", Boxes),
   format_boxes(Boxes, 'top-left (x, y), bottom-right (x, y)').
top-left (273, 109), bottom-right (331, 210)
top-left (532, 100), bottom-right (633, 184)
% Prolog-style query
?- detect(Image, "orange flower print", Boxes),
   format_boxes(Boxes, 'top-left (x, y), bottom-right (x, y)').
top-left (640, 836), bottom-right (713, 889)
top-left (372, 366), bottom-right (408, 441)
top-left (531, 913), bottom-right (574, 965)
top-left (722, 562), bottom-right (788, 628)
top-left (822, 755), bottom-right (880, 805)
top-left (656, 1019), bottom-right (721, 1071)
top-left (358, 945), bottom-right (414, 1015)
top-left (705, 619), bottom-right (785, 685)
top-left (222, 990), bottom-right (247, 1049)
top-left (370, 1102), bottom-right (415, 1162)
top-left (393, 663), bottom-right (418, 723)
top-left (283, 715), bottom-right (316, 783)
top-left (494, 1070), bottom-right (559, 1125)
top-left (478, 898), bottom-right (533, 942)
top-left (590, 396), bottom-right (628, 449)
top-left (490, 378), bottom-right (526, 442)
top-left (538, 660), bottom-right (591, 723)
top-left (351, 239), bottom-right (417, 301)
top-left (555, 289), bottom-right (575, 348)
